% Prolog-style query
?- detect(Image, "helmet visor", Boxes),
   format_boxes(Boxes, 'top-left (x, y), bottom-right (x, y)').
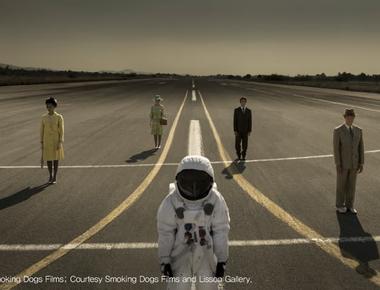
top-left (176, 169), bottom-right (213, 200)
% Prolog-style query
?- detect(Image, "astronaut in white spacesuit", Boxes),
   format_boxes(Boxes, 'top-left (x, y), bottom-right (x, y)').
top-left (157, 155), bottom-right (230, 290)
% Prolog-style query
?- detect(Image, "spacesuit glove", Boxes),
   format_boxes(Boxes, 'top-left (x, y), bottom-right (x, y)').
top-left (215, 262), bottom-right (226, 278)
top-left (161, 263), bottom-right (173, 277)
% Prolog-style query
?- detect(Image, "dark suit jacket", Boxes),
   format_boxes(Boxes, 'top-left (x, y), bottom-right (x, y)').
top-left (333, 124), bottom-right (364, 169)
top-left (233, 107), bottom-right (252, 134)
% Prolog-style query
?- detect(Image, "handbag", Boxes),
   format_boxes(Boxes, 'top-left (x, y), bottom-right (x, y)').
top-left (160, 108), bottom-right (167, 125)
top-left (160, 117), bottom-right (168, 125)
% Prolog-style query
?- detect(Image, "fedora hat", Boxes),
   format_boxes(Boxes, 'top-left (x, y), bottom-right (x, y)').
top-left (343, 108), bottom-right (355, 117)
top-left (154, 95), bottom-right (163, 101)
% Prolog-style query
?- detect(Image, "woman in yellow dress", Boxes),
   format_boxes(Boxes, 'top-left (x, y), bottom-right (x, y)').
top-left (40, 97), bottom-right (64, 184)
top-left (150, 95), bottom-right (165, 149)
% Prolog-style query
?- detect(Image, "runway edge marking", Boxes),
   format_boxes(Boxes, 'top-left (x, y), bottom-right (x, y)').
top-left (233, 83), bottom-right (380, 113)
top-left (198, 90), bottom-right (380, 286)
top-left (292, 93), bottom-right (380, 113)
top-left (0, 91), bottom-right (189, 290)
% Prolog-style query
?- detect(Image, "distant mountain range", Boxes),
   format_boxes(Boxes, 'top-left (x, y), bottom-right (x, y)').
top-left (0, 63), bottom-right (139, 74)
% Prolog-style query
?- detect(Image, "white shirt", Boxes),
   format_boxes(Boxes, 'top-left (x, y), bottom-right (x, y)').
top-left (345, 124), bottom-right (354, 138)
top-left (344, 124), bottom-right (353, 130)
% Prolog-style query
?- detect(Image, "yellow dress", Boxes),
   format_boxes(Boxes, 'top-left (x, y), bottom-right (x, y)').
top-left (40, 112), bottom-right (64, 161)
top-left (150, 105), bottom-right (164, 135)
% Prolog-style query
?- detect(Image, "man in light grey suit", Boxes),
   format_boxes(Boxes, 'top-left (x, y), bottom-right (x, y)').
top-left (333, 109), bottom-right (364, 214)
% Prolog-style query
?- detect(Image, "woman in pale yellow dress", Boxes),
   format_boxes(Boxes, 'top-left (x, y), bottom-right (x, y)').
top-left (150, 95), bottom-right (165, 149)
top-left (40, 97), bottom-right (64, 184)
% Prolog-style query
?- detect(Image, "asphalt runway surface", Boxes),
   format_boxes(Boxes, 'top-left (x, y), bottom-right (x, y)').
top-left (0, 78), bottom-right (379, 290)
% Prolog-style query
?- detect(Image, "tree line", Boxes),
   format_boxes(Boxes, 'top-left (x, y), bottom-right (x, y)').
top-left (213, 72), bottom-right (380, 82)
top-left (0, 65), bottom-right (180, 85)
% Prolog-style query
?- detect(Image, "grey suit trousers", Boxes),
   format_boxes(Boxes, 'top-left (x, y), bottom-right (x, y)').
top-left (336, 168), bottom-right (357, 208)
top-left (333, 124), bottom-right (364, 208)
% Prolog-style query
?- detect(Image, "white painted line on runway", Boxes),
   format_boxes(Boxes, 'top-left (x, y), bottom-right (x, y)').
top-left (293, 94), bottom-right (380, 113)
top-left (187, 118), bottom-right (204, 290)
top-left (192, 90), bottom-right (197, 101)
top-left (230, 236), bottom-right (380, 246)
top-left (2, 149), bottom-right (380, 169)
top-left (211, 149), bottom-right (380, 164)
top-left (192, 79), bottom-right (195, 89)
top-left (188, 120), bottom-right (203, 156)
top-left (1, 236), bottom-right (379, 251)
top-left (0, 163), bottom-right (177, 169)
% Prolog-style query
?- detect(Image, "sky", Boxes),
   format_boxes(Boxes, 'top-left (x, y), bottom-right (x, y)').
top-left (0, 0), bottom-right (379, 75)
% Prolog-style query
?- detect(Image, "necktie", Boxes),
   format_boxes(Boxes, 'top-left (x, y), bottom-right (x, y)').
top-left (349, 127), bottom-right (353, 138)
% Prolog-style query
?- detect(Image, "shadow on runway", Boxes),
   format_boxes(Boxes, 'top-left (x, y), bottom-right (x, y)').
top-left (222, 159), bottom-right (246, 179)
top-left (126, 148), bottom-right (157, 163)
top-left (0, 183), bottom-right (50, 210)
top-left (336, 213), bottom-right (379, 278)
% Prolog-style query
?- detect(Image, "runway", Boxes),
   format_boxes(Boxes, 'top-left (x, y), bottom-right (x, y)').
top-left (0, 78), bottom-right (379, 289)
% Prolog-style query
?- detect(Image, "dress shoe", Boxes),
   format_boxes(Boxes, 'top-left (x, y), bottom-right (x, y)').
top-left (348, 208), bottom-right (357, 214)
top-left (336, 207), bottom-right (347, 214)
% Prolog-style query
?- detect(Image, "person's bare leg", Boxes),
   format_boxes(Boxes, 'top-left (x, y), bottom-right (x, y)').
top-left (47, 161), bottom-right (53, 183)
top-left (52, 160), bottom-right (59, 183)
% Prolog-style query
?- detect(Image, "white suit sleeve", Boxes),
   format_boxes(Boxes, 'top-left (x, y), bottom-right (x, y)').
top-left (211, 193), bottom-right (230, 263)
top-left (157, 196), bottom-right (177, 264)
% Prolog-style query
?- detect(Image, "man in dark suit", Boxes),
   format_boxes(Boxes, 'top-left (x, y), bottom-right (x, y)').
top-left (233, 97), bottom-right (252, 160)
top-left (333, 108), bottom-right (364, 214)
